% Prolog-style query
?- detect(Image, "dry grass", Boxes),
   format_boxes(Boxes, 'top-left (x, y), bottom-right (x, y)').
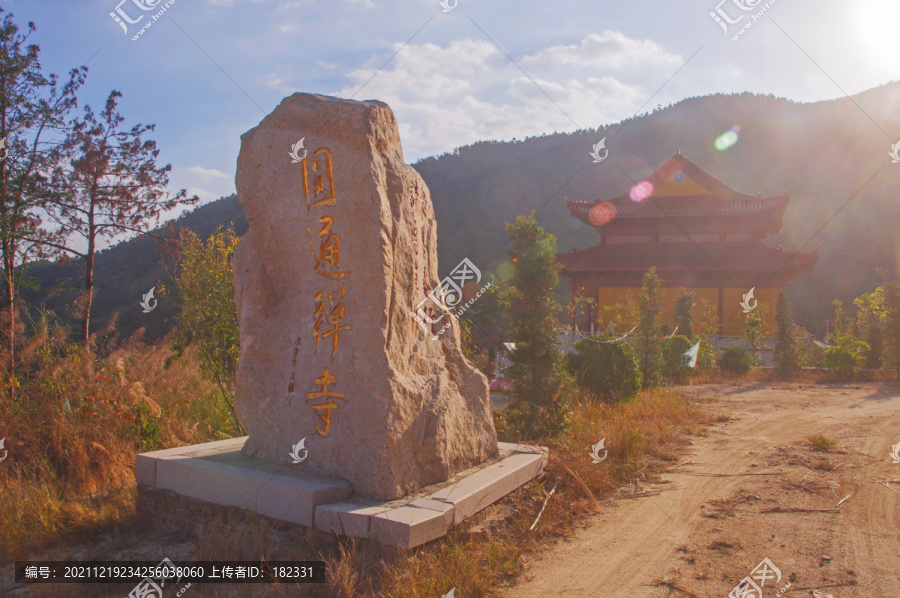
top-left (170, 386), bottom-right (709, 597)
top-left (1, 318), bottom-right (710, 597)
top-left (344, 386), bottom-right (707, 597)
top-left (0, 324), bottom-right (235, 558)
top-left (807, 434), bottom-right (837, 452)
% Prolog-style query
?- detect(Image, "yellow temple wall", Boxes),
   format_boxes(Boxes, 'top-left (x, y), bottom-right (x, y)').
top-left (593, 287), bottom-right (780, 336)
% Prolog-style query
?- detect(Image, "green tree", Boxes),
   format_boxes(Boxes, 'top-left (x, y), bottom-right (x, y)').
top-left (634, 267), bottom-right (665, 388)
top-left (773, 289), bottom-right (801, 378)
top-left (828, 299), bottom-right (849, 344)
top-left (694, 297), bottom-right (719, 370)
top-left (852, 270), bottom-right (900, 379)
top-left (172, 226), bottom-right (243, 433)
top-left (672, 290), bottom-right (695, 340)
top-left (499, 213), bottom-right (565, 438)
top-left (877, 269), bottom-right (900, 380)
top-left (854, 289), bottom-right (884, 369)
top-left (744, 307), bottom-right (765, 364)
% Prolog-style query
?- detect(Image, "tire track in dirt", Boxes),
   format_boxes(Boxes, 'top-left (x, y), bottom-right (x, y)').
top-left (504, 382), bottom-right (900, 598)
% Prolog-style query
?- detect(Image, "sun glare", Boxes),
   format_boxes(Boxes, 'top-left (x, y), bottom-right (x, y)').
top-left (855, 0), bottom-right (900, 71)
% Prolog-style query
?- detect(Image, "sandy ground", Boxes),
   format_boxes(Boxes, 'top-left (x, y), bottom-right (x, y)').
top-left (503, 381), bottom-right (900, 598)
top-left (3, 382), bottom-right (899, 597)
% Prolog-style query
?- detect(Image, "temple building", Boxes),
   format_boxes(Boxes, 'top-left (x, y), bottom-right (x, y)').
top-left (557, 152), bottom-right (819, 335)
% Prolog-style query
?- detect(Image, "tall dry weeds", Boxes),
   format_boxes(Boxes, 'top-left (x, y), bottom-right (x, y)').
top-left (0, 318), bottom-right (235, 558)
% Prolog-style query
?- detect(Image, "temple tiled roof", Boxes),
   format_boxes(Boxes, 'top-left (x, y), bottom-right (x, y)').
top-left (568, 153), bottom-right (790, 230)
top-left (557, 242), bottom-right (819, 275)
top-left (566, 194), bottom-right (790, 221)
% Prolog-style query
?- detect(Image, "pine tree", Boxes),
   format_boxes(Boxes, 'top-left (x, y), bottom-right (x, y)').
top-left (500, 213), bottom-right (565, 439)
top-left (0, 10), bottom-right (86, 380)
top-left (635, 267), bottom-right (665, 388)
top-left (774, 289), bottom-right (800, 377)
top-left (47, 90), bottom-right (198, 347)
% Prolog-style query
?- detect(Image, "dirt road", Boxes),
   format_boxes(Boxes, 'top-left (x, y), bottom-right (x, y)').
top-left (504, 382), bottom-right (900, 598)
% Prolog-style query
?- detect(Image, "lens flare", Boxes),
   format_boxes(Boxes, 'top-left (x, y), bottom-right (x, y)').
top-left (629, 181), bottom-right (653, 202)
top-left (588, 201), bottom-right (617, 226)
top-left (715, 124), bottom-right (741, 151)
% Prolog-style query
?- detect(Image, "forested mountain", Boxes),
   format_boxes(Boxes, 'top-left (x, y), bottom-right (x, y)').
top-left (23, 82), bottom-right (900, 341)
top-left (22, 196), bottom-right (248, 341)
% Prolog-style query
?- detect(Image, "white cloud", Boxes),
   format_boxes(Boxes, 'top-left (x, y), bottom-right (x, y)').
top-left (183, 166), bottom-right (231, 182)
top-left (521, 31), bottom-right (682, 70)
top-left (184, 185), bottom-right (222, 204)
top-left (173, 167), bottom-right (235, 207)
top-left (256, 65), bottom-right (303, 92)
top-left (336, 33), bottom-right (679, 158)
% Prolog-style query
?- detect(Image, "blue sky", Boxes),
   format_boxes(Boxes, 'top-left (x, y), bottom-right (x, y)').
top-left (10, 0), bottom-right (899, 212)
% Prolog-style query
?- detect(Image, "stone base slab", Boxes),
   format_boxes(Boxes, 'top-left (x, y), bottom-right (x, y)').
top-left (136, 439), bottom-right (546, 549)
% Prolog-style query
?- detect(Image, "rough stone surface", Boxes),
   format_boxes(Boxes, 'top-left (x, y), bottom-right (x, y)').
top-left (233, 93), bottom-right (498, 500)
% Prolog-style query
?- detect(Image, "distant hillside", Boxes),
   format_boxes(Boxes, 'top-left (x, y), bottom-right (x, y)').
top-left (23, 83), bottom-right (900, 340)
top-left (417, 82), bottom-right (900, 335)
top-left (22, 196), bottom-right (248, 341)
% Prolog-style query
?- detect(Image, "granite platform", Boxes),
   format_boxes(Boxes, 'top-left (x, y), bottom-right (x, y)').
top-left (136, 438), bottom-right (547, 549)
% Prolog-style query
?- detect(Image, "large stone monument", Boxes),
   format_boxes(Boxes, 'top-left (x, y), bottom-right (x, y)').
top-left (232, 93), bottom-right (498, 500)
top-left (136, 94), bottom-right (545, 549)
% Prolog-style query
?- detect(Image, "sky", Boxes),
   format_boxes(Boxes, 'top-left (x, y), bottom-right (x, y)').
top-left (8, 0), bottom-right (900, 216)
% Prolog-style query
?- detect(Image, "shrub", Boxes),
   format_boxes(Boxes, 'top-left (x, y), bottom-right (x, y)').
top-left (662, 335), bottom-right (694, 381)
top-left (172, 225), bottom-right (243, 434)
top-left (565, 336), bottom-right (641, 403)
top-left (824, 336), bottom-right (869, 381)
top-left (718, 347), bottom-right (754, 375)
